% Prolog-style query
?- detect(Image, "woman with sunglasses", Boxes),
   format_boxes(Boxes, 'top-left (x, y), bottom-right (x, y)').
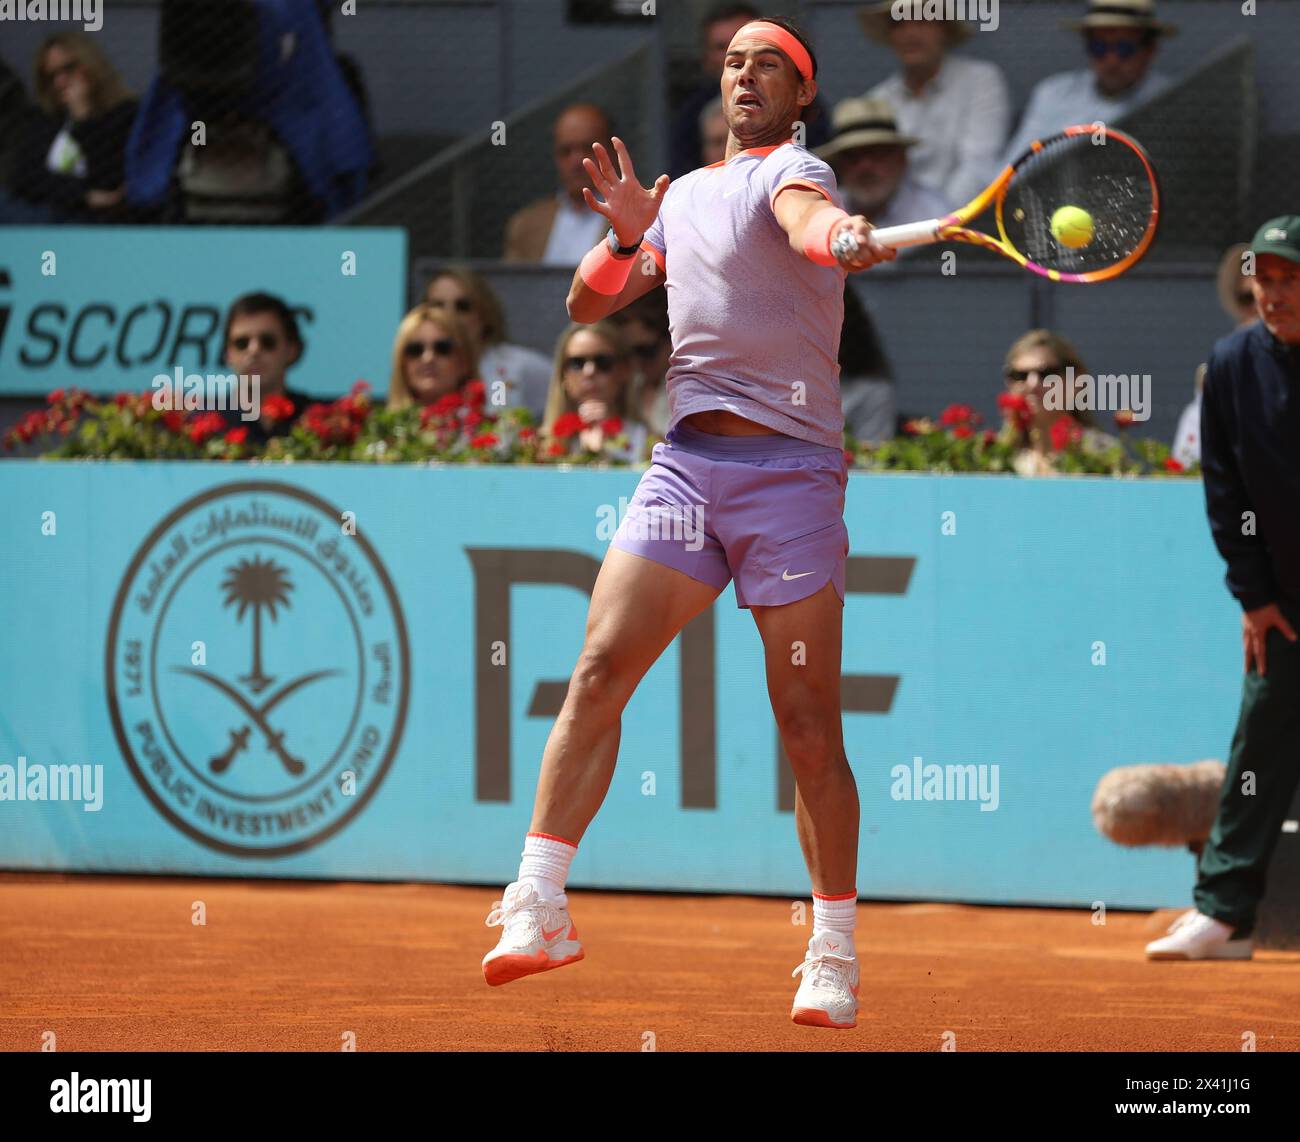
top-left (6, 31), bottom-right (138, 223)
top-left (386, 305), bottom-right (480, 410)
top-left (1172, 243), bottom-right (1261, 467)
top-left (541, 322), bottom-right (647, 463)
top-left (1001, 329), bottom-right (1117, 475)
top-left (424, 267), bottom-right (551, 421)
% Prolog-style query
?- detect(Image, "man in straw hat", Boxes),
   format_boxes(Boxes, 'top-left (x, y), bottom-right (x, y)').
top-left (858, 1), bottom-right (1010, 210)
top-left (817, 96), bottom-right (948, 234)
top-left (481, 15), bottom-right (895, 1030)
top-left (1147, 217), bottom-right (1300, 960)
top-left (1004, 0), bottom-right (1178, 161)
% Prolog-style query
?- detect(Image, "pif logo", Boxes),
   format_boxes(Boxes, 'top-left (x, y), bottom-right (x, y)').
top-left (105, 482), bottom-right (410, 856)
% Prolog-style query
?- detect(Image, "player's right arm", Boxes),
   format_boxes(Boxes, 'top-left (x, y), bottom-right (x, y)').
top-left (566, 136), bottom-right (669, 324)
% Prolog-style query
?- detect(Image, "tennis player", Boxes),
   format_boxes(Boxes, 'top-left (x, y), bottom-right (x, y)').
top-left (482, 16), bottom-right (894, 1029)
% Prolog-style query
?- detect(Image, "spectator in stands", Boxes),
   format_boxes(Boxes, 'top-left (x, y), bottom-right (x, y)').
top-left (6, 32), bottom-right (137, 223)
top-left (423, 266), bottom-right (550, 421)
top-left (1173, 243), bottom-right (1259, 466)
top-left (699, 96), bottom-right (730, 168)
top-left (1145, 216), bottom-right (1300, 961)
top-left (504, 103), bottom-right (614, 265)
top-left (840, 283), bottom-right (896, 444)
top-left (669, 2), bottom-right (831, 179)
top-left (857, 2), bottom-right (1009, 210)
top-left (386, 304), bottom-right (480, 411)
top-left (817, 97), bottom-right (948, 234)
top-left (1003, 0), bottom-right (1178, 162)
top-left (542, 322), bottom-right (647, 462)
top-left (609, 291), bottom-right (671, 438)
top-left (0, 57), bottom-right (27, 189)
top-left (1000, 329), bottom-right (1116, 475)
top-left (221, 293), bottom-right (309, 446)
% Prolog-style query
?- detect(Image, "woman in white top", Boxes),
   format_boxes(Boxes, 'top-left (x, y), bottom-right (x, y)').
top-left (424, 266), bottom-right (552, 422)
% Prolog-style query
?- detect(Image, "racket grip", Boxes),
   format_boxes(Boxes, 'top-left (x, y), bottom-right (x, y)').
top-left (869, 218), bottom-right (943, 249)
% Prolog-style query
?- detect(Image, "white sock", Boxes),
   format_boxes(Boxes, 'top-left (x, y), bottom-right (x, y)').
top-left (517, 831), bottom-right (577, 904)
top-left (812, 890), bottom-right (857, 953)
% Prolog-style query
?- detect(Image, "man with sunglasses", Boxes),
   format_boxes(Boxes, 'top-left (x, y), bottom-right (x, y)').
top-left (481, 16), bottom-right (897, 1031)
top-left (1003, 0), bottom-right (1177, 163)
top-left (220, 292), bottom-right (309, 446)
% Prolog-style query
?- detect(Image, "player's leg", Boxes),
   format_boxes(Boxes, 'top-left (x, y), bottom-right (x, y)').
top-left (531, 544), bottom-right (722, 842)
top-left (483, 543), bottom-right (723, 985)
top-left (751, 580), bottom-right (860, 1027)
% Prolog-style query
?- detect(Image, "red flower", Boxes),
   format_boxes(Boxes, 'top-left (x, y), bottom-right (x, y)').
top-left (1164, 456), bottom-right (1184, 473)
top-left (998, 391), bottom-right (1033, 430)
top-left (842, 447), bottom-right (855, 467)
top-left (600, 416), bottom-right (624, 435)
top-left (428, 392), bottom-right (462, 417)
top-left (470, 432), bottom-right (499, 449)
top-left (224, 427), bottom-right (249, 445)
top-left (47, 389), bottom-right (65, 404)
top-left (188, 412), bottom-right (227, 444)
top-left (262, 394), bottom-right (297, 422)
top-left (982, 430), bottom-right (996, 445)
top-left (546, 441), bottom-right (568, 457)
top-left (350, 379), bottom-right (372, 397)
top-left (113, 392), bottom-right (130, 407)
top-left (952, 425), bottom-right (973, 439)
top-left (940, 403), bottom-right (980, 427)
top-left (1113, 408), bottom-right (1135, 429)
top-left (462, 379), bottom-right (487, 407)
top-left (1049, 415), bottom-right (1081, 451)
top-left (519, 426), bottom-right (537, 441)
top-left (551, 412), bottom-right (585, 440)
top-left (462, 408), bottom-right (485, 430)
top-left (901, 419), bottom-right (923, 436)
top-left (161, 411), bottom-right (185, 433)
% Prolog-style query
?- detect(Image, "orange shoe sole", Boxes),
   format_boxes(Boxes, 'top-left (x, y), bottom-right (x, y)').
top-left (483, 947), bottom-right (585, 987)
top-left (791, 1006), bottom-right (856, 1029)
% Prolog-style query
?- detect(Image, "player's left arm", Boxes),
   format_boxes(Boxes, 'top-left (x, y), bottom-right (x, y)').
top-left (772, 185), bottom-right (895, 272)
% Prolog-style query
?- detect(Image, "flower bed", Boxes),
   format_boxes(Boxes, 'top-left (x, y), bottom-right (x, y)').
top-left (4, 387), bottom-right (1196, 477)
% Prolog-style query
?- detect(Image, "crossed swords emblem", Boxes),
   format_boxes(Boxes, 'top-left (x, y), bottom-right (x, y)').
top-left (173, 667), bottom-right (340, 775)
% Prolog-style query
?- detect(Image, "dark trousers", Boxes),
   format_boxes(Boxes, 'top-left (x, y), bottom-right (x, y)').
top-left (1194, 597), bottom-right (1300, 936)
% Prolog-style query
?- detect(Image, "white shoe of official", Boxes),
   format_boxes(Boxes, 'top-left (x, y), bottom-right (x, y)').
top-left (482, 881), bottom-right (584, 986)
top-left (790, 932), bottom-right (860, 1028)
top-left (1145, 909), bottom-right (1253, 961)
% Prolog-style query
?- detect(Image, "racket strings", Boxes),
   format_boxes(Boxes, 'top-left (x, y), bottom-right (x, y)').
top-left (1000, 131), bottom-right (1157, 275)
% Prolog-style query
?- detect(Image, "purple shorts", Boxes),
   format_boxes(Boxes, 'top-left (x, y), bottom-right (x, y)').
top-left (609, 422), bottom-right (848, 608)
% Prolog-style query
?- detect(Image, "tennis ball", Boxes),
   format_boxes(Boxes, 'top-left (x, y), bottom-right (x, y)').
top-left (1051, 205), bottom-right (1095, 250)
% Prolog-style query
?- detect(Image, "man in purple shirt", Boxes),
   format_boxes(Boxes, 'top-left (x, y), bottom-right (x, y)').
top-left (480, 16), bottom-right (893, 1030)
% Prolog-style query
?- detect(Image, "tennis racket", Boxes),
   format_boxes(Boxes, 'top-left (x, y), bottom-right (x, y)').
top-left (833, 124), bottom-right (1160, 283)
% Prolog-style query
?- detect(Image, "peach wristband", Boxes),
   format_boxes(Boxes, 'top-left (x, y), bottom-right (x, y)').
top-left (802, 204), bottom-right (850, 266)
top-left (579, 242), bottom-right (635, 296)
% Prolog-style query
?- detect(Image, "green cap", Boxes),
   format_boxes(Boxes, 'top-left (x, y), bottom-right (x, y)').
top-left (1249, 215), bottom-right (1300, 265)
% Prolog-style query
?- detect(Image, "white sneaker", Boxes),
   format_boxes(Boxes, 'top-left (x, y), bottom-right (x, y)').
top-left (482, 881), bottom-right (584, 986)
top-left (790, 932), bottom-right (860, 1028)
top-left (1145, 909), bottom-right (1253, 961)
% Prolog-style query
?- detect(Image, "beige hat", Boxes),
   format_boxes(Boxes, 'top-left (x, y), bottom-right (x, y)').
top-left (816, 97), bottom-right (919, 163)
top-left (1062, 0), bottom-right (1179, 37)
top-left (858, 1), bottom-right (974, 46)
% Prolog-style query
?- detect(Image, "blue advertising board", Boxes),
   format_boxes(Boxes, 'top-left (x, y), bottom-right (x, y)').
top-left (0, 228), bottom-right (406, 397)
top-left (0, 463), bottom-right (1241, 909)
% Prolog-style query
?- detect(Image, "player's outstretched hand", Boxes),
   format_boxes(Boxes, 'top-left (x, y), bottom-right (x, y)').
top-left (581, 136), bottom-right (669, 249)
top-left (832, 216), bottom-right (896, 272)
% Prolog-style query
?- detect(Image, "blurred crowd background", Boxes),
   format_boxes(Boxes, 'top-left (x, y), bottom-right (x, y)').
top-left (1, 0), bottom-right (1296, 458)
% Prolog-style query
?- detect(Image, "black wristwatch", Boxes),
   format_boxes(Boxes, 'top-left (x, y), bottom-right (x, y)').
top-left (607, 228), bottom-right (643, 257)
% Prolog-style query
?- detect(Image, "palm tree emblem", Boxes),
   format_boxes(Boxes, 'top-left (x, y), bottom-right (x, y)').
top-left (221, 554), bottom-right (292, 694)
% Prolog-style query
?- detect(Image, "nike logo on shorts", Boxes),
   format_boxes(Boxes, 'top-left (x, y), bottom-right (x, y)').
top-left (782, 570), bottom-right (815, 580)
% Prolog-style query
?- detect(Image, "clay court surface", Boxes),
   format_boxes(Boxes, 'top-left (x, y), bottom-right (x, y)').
top-left (1, 872), bottom-right (1298, 1052)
